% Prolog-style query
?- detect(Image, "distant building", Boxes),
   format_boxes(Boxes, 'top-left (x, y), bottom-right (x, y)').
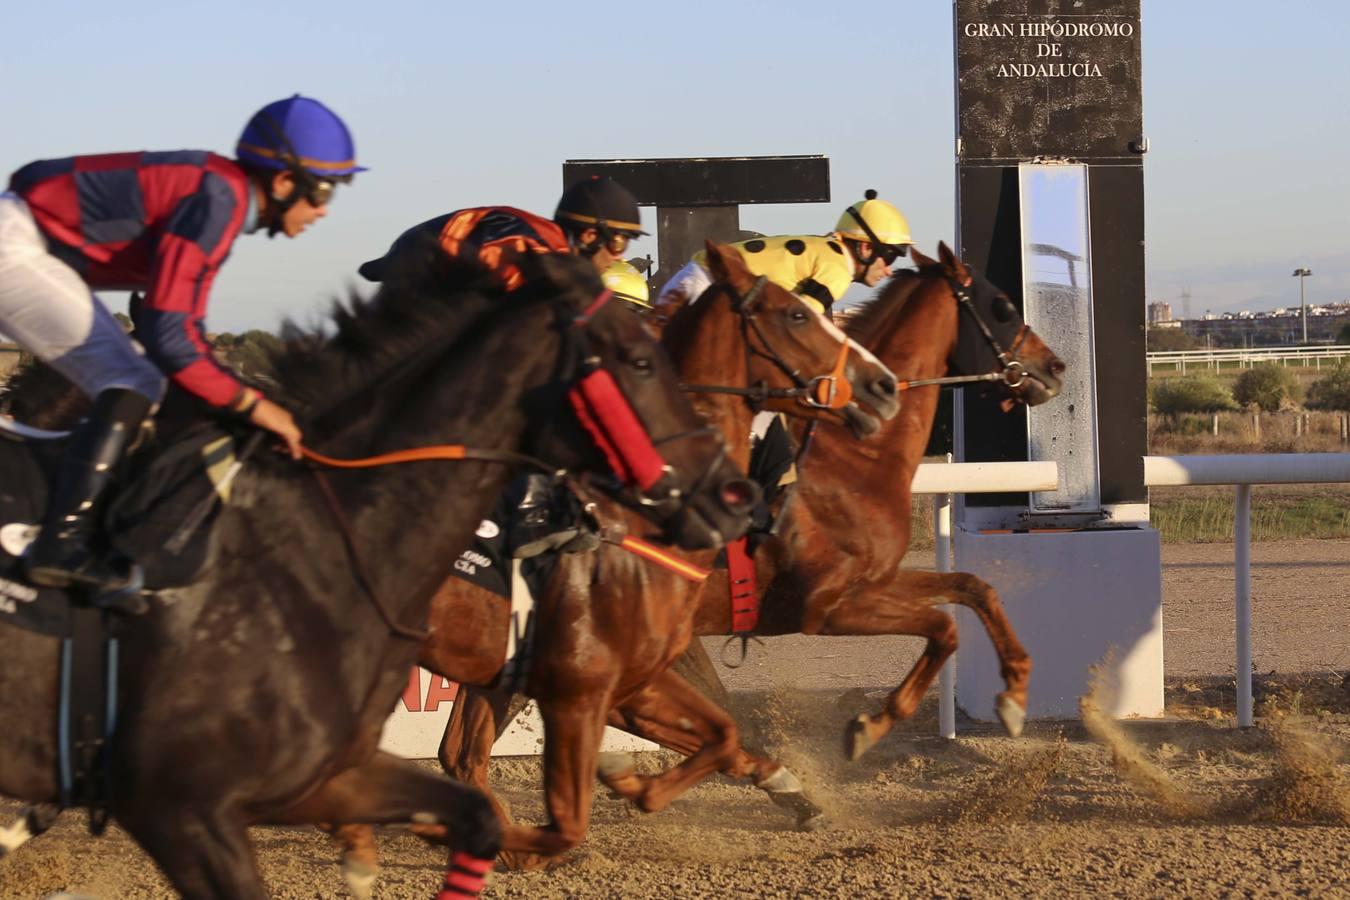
top-left (1147, 301), bottom-right (1173, 324)
top-left (1177, 302), bottom-right (1350, 347)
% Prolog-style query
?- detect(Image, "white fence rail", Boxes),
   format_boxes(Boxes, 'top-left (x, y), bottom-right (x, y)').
top-left (927, 453), bottom-right (1350, 735)
top-left (1147, 344), bottom-right (1350, 374)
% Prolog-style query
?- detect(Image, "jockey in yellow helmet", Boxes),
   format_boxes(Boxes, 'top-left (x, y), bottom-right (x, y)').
top-left (653, 188), bottom-right (912, 319)
top-left (601, 259), bottom-right (651, 309)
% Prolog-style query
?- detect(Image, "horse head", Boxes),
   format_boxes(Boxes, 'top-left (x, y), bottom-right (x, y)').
top-left (686, 242), bottom-right (901, 436)
top-left (859, 243), bottom-right (1065, 408)
top-left (515, 252), bottom-right (758, 549)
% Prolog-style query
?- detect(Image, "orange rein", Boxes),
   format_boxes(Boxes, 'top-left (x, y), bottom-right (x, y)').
top-left (300, 444), bottom-right (468, 468)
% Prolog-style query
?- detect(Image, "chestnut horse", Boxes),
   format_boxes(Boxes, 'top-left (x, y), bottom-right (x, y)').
top-left (330, 241), bottom-right (901, 885)
top-left (444, 243), bottom-right (1067, 836)
top-left (0, 253), bottom-right (752, 899)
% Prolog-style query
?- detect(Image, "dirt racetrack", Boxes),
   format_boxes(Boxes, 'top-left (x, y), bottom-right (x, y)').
top-left (2, 539), bottom-right (1347, 898)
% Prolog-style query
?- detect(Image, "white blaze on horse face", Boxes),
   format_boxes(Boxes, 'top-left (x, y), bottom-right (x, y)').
top-left (806, 301), bottom-right (888, 372)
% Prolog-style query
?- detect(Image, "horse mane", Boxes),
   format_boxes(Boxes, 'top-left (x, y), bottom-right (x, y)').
top-left (842, 266), bottom-right (935, 346)
top-left (262, 232), bottom-right (546, 431)
top-left (660, 282), bottom-right (722, 361)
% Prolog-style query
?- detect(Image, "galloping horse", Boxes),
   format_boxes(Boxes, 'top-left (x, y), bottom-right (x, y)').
top-left (444, 243), bottom-right (1066, 831)
top-left (0, 252), bottom-right (752, 899)
top-left (330, 241), bottom-right (901, 882)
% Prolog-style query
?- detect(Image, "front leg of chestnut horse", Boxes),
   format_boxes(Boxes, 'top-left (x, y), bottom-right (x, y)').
top-left (818, 570), bottom-right (1031, 761)
top-left (593, 668), bottom-right (746, 815)
top-left (439, 684), bottom-right (520, 824)
top-left (275, 751), bottom-right (502, 899)
top-left (607, 695), bottom-right (828, 831)
top-left (495, 695), bottom-right (610, 870)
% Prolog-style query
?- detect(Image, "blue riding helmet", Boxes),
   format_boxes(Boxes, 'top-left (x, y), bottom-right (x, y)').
top-left (236, 95), bottom-right (366, 178)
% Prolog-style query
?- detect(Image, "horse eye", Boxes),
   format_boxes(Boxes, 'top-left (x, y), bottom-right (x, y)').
top-left (993, 297), bottom-right (1018, 323)
top-left (631, 356), bottom-right (654, 375)
top-left (789, 309), bottom-right (810, 325)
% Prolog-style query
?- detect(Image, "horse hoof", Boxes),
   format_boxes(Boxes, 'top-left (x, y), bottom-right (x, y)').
top-left (996, 694), bottom-right (1026, 738)
top-left (342, 859), bottom-right (377, 900)
top-left (797, 811), bottom-right (830, 833)
top-left (596, 751), bottom-right (636, 779)
top-left (844, 714), bottom-right (873, 761)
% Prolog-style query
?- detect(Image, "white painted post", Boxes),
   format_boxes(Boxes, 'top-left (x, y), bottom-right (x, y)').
top-left (1235, 483), bottom-right (1253, 728)
top-left (935, 488), bottom-right (956, 739)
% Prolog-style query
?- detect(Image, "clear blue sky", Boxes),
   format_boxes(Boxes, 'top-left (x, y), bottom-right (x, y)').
top-left (3, 0), bottom-right (1346, 332)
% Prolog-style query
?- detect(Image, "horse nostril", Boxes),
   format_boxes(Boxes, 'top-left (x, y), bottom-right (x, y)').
top-left (1051, 358), bottom-right (1067, 377)
top-left (719, 478), bottom-right (759, 512)
top-left (876, 375), bottom-right (898, 397)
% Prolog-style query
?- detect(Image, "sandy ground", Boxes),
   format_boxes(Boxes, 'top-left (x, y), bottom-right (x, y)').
top-left (2, 539), bottom-right (1347, 899)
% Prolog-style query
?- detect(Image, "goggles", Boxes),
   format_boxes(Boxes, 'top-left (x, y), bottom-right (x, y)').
top-left (306, 179), bottom-right (338, 207)
top-left (601, 230), bottom-right (635, 256)
top-left (873, 243), bottom-right (907, 266)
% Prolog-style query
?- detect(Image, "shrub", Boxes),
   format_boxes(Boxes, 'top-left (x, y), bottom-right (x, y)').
top-left (1232, 364), bottom-right (1303, 411)
top-left (1149, 375), bottom-right (1237, 419)
top-left (1306, 362), bottom-right (1350, 411)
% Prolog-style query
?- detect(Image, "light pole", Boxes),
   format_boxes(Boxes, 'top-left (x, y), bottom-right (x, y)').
top-left (1292, 267), bottom-right (1312, 344)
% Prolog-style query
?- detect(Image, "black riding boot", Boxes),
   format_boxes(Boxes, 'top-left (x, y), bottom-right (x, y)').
top-left (25, 388), bottom-right (154, 593)
top-left (508, 474), bottom-right (580, 559)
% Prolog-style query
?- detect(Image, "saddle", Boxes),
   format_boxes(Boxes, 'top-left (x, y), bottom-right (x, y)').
top-left (0, 416), bottom-right (241, 631)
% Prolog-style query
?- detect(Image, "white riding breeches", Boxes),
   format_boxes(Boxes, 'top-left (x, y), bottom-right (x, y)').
top-left (0, 192), bottom-right (164, 403)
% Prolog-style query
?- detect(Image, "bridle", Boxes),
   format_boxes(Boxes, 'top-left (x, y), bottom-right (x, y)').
top-left (893, 270), bottom-right (1031, 393)
top-left (679, 275), bottom-right (855, 412)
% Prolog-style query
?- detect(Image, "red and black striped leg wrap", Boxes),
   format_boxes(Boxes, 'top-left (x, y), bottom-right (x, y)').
top-left (436, 850), bottom-right (493, 899)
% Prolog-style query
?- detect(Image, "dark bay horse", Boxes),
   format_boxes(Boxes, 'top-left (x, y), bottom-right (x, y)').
top-left (0, 253), bottom-right (753, 899)
top-left (331, 241), bottom-right (901, 881)
top-left (444, 242), bottom-right (1067, 832)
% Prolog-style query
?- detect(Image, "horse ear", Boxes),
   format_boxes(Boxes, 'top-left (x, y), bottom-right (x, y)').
top-left (937, 241), bottom-right (971, 284)
top-left (909, 244), bottom-right (937, 268)
top-left (703, 241), bottom-right (752, 289)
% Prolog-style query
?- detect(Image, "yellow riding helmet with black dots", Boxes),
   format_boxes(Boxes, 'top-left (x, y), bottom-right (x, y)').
top-left (602, 260), bottom-right (651, 308)
top-left (835, 189), bottom-right (913, 248)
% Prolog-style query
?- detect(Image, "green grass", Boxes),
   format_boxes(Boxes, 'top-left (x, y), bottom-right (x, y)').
top-left (904, 486), bottom-right (1350, 549)
top-left (1149, 485), bottom-right (1350, 543)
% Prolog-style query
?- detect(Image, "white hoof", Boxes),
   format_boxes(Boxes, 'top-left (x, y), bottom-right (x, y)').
top-left (996, 695), bottom-right (1026, 738)
top-left (343, 859), bottom-right (377, 900)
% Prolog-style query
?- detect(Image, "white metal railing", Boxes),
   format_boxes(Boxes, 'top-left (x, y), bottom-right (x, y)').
top-left (1147, 344), bottom-right (1350, 374)
top-left (924, 453), bottom-right (1350, 735)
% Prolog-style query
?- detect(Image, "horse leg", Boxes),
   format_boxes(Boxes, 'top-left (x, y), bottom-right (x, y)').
top-left (495, 694), bottom-right (610, 869)
top-left (594, 668), bottom-right (745, 816)
top-left (609, 698), bottom-right (828, 831)
top-left (0, 804), bottom-right (60, 859)
top-left (819, 571), bottom-right (1030, 761)
top-left (275, 751), bottom-right (501, 899)
top-left (326, 823), bottom-right (379, 900)
top-left (117, 805), bottom-right (269, 900)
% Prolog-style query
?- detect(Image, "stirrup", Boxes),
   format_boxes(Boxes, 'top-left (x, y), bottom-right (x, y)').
top-left (90, 564), bottom-right (148, 616)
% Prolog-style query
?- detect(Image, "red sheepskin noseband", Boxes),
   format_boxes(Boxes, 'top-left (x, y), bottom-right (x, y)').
top-left (568, 368), bottom-right (667, 491)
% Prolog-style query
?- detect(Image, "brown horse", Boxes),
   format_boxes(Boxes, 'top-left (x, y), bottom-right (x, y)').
top-left (330, 241), bottom-right (901, 885)
top-left (443, 242), bottom-right (1066, 834)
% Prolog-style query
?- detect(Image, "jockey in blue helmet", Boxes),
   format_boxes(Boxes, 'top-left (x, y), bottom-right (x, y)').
top-left (0, 95), bottom-right (363, 594)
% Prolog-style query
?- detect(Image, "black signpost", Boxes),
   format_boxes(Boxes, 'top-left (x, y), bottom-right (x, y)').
top-left (952, 0), bottom-right (1163, 721)
top-left (955, 0), bottom-right (1146, 513)
top-left (562, 156), bottom-right (830, 290)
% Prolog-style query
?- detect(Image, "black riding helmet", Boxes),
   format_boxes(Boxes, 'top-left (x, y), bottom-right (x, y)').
top-left (554, 176), bottom-right (647, 256)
